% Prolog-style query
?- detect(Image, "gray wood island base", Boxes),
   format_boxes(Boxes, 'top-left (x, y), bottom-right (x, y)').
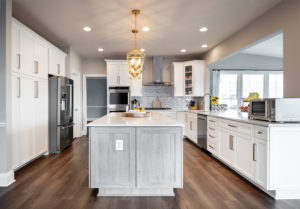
top-left (88, 113), bottom-right (184, 196)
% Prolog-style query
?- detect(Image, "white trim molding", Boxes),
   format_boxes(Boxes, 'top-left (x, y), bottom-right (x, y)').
top-left (0, 170), bottom-right (15, 187)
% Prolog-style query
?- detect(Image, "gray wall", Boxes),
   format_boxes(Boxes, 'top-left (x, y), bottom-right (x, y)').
top-left (86, 78), bottom-right (107, 120)
top-left (202, 0), bottom-right (300, 98)
top-left (209, 53), bottom-right (283, 70)
top-left (0, 0), bottom-right (12, 174)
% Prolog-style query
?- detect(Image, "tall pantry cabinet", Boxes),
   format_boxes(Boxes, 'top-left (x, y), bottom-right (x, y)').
top-left (11, 19), bottom-right (66, 170)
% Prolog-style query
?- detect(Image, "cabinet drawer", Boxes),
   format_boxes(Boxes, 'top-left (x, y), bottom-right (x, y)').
top-left (220, 119), bottom-right (254, 137)
top-left (208, 132), bottom-right (218, 144)
top-left (207, 125), bottom-right (218, 135)
top-left (207, 116), bottom-right (218, 127)
top-left (255, 126), bottom-right (269, 140)
top-left (207, 139), bottom-right (218, 155)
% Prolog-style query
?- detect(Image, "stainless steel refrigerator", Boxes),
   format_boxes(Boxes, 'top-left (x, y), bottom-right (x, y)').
top-left (49, 76), bottom-right (74, 153)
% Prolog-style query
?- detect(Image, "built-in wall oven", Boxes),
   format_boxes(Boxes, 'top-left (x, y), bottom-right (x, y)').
top-left (108, 86), bottom-right (130, 112)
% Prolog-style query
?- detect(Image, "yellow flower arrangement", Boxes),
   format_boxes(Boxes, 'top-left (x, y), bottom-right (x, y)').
top-left (210, 96), bottom-right (219, 105)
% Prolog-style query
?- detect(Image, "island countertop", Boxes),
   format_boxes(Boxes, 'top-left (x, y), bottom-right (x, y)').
top-left (88, 112), bottom-right (184, 127)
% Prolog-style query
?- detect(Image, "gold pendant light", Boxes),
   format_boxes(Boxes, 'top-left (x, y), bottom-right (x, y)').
top-left (127, 9), bottom-right (145, 79)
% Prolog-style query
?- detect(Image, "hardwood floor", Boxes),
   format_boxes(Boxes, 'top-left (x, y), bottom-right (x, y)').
top-left (1, 136), bottom-right (300, 209)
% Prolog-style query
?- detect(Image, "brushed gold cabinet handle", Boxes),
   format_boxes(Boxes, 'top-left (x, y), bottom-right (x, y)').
top-left (209, 134), bottom-right (215, 138)
top-left (229, 135), bottom-right (234, 150)
top-left (17, 54), bottom-right (21, 69)
top-left (253, 143), bottom-right (257, 161)
top-left (209, 127), bottom-right (215, 131)
top-left (209, 120), bottom-right (215, 123)
top-left (190, 121), bottom-right (192, 131)
top-left (257, 131), bottom-right (263, 135)
top-left (58, 64), bottom-right (60, 75)
top-left (228, 124), bottom-right (237, 128)
top-left (34, 60), bottom-right (39, 74)
top-left (17, 77), bottom-right (21, 98)
top-left (208, 145), bottom-right (215, 149)
top-left (34, 81), bottom-right (39, 98)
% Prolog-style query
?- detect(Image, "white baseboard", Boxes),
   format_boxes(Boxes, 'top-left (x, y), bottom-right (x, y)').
top-left (0, 170), bottom-right (15, 187)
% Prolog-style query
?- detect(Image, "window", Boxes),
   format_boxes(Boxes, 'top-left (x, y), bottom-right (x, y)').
top-left (269, 72), bottom-right (283, 98)
top-left (242, 74), bottom-right (264, 98)
top-left (218, 73), bottom-right (238, 109)
top-left (213, 70), bottom-right (283, 110)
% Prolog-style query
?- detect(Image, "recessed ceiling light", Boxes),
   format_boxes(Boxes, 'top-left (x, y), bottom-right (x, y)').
top-left (142, 26), bottom-right (150, 32)
top-left (83, 26), bottom-right (92, 32)
top-left (140, 48), bottom-right (145, 52)
top-left (98, 48), bottom-right (104, 52)
top-left (180, 49), bottom-right (187, 53)
top-left (202, 44), bottom-right (208, 48)
top-left (199, 27), bottom-right (208, 32)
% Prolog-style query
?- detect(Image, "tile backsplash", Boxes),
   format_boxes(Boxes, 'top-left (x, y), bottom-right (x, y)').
top-left (131, 86), bottom-right (204, 110)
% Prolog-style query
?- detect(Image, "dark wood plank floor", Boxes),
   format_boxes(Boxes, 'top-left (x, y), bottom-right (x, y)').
top-left (1, 136), bottom-right (300, 209)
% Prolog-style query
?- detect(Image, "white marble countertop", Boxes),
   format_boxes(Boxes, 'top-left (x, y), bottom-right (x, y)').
top-left (88, 112), bottom-right (184, 127)
top-left (188, 110), bottom-right (300, 127)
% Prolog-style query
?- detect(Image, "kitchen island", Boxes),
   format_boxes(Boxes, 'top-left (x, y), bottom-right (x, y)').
top-left (88, 113), bottom-right (184, 196)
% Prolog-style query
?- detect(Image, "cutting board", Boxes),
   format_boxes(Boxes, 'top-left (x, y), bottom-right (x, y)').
top-left (152, 97), bottom-right (162, 108)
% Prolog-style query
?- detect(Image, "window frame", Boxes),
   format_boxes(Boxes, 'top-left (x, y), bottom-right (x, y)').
top-left (215, 70), bottom-right (283, 109)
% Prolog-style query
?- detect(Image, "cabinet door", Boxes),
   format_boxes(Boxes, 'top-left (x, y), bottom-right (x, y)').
top-left (48, 47), bottom-right (57, 76)
top-left (57, 53), bottom-right (66, 76)
top-left (130, 75), bottom-right (143, 96)
top-left (184, 113), bottom-right (189, 137)
top-left (190, 117), bottom-right (198, 143)
top-left (136, 127), bottom-right (182, 188)
top-left (173, 63), bottom-right (184, 96)
top-left (11, 74), bottom-right (21, 169)
top-left (19, 76), bottom-right (35, 165)
top-left (34, 40), bottom-right (48, 78)
top-left (255, 138), bottom-right (268, 189)
top-left (219, 128), bottom-right (235, 166)
top-left (33, 79), bottom-right (48, 157)
top-left (235, 134), bottom-right (255, 180)
top-left (118, 63), bottom-right (130, 86)
top-left (107, 64), bottom-right (119, 86)
top-left (19, 29), bottom-right (35, 76)
top-left (90, 127), bottom-right (135, 188)
top-left (12, 24), bottom-right (20, 73)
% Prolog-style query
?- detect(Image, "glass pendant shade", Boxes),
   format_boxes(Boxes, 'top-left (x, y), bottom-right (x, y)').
top-left (127, 48), bottom-right (145, 79)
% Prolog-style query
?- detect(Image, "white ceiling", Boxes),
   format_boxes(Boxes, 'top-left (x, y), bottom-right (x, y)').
top-left (12, 0), bottom-right (282, 58)
top-left (242, 33), bottom-right (283, 58)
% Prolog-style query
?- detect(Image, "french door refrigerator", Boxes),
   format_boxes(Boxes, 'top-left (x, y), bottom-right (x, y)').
top-left (49, 76), bottom-right (74, 153)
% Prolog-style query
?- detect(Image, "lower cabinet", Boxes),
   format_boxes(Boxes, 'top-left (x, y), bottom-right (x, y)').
top-left (185, 113), bottom-right (197, 143)
top-left (209, 117), bottom-right (269, 190)
top-left (89, 127), bottom-right (183, 190)
top-left (219, 128), bottom-right (235, 166)
top-left (235, 134), bottom-right (255, 180)
top-left (90, 128), bottom-right (136, 188)
top-left (11, 74), bottom-right (48, 170)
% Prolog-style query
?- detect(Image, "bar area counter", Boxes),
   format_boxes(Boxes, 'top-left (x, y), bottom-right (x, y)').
top-left (88, 113), bottom-right (184, 196)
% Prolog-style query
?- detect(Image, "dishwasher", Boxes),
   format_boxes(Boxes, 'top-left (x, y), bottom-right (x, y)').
top-left (197, 114), bottom-right (207, 149)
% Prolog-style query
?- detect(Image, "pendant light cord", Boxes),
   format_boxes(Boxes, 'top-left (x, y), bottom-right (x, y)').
top-left (134, 13), bottom-right (137, 49)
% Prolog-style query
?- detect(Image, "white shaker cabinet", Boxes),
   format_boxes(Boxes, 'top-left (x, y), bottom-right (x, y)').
top-left (185, 113), bottom-right (197, 144)
top-left (235, 134), bottom-right (255, 180)
top-left (173, 62), bottom-right (184, 96)
top-left (219, 128), bottom-right (235, 166)
top-left (130, 75), bottom-right (143, 96)
top-left (183, 60), bottom-right (205, 97)
top-left (34, 39), bottom-right (48, 78)
top-left (49, 47), bottom-right (66, 77)
top-left (106, 60), bottom-right (131, 86)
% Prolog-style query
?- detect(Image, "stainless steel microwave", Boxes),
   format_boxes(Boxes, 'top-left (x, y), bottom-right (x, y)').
top-left (108, 86), bottom-right (130, 113)
top-left (249, 98), bottom-right (300, 122)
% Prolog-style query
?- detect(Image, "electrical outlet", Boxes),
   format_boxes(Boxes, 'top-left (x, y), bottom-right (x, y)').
top-left (116, 139), bottom-right (123, 151)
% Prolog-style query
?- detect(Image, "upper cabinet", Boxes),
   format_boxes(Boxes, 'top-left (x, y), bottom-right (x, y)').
top-left (173, 60), bottom-right (205, 97)
top-left (106, 60), bottom-right (143, 96)
top-left (173, 62), bottom-right (184, 96)
top-left (183, 60), bottom-right (205, 96)
top-left (49, 47), bottom-right (66, 77)
top-left (12, 19), bottom-right (66, 78)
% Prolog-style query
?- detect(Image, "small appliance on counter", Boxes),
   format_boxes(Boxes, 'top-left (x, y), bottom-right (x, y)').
top-left (49, 76), bottom-right (74, 154)
top-left (249, 98), bottom-right (300, 122)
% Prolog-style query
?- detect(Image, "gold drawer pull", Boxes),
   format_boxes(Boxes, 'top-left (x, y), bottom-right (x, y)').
top-left (209, 134), bottom-right (215, 138)
top-left (228, 124), bottom-right (237, 128)
top-left (208, 145), bottom-right (215, 149)
top-left (209, 120), bottom-right (215, 123)
top-left (209, 127), bottom-right (215, 131)
top-left (257, 131), bottom-right (263, 134)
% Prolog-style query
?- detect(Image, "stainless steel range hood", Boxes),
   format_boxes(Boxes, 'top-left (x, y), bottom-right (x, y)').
top-left (144, 56), bottom-right (172, 86)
